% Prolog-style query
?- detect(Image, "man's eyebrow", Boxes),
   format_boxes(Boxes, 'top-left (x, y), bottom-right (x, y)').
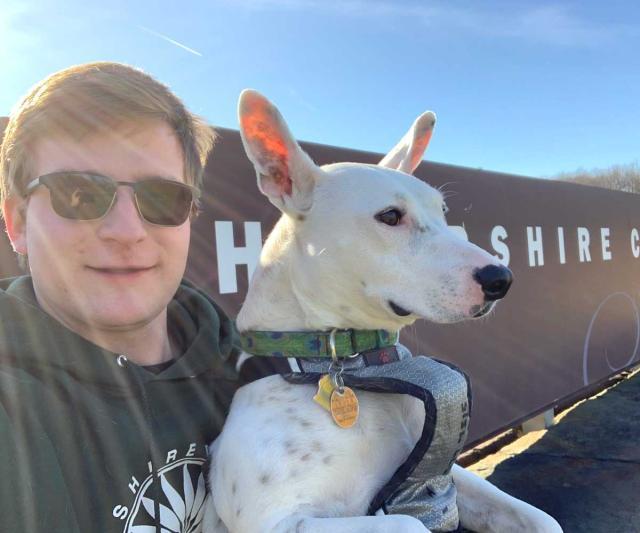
top-left (46, 168), bottom-right (99, 174)
top-left (132, 174), bottom-right (183, 181)
top-left (42, 169), bottom-right (184, 182)
top-left (40, 168), bottom-right (105, 176)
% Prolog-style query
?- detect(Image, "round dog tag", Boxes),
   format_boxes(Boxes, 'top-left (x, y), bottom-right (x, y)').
top-left (330, 387), bottom-right (359, 428)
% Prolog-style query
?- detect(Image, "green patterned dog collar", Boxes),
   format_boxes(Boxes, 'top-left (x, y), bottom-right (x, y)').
top-left (240, 328), bottom-right (399, 359)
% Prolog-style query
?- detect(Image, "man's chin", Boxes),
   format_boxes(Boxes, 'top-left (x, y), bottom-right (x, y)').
top-left (86, 306), bottom-right (166, 332)
top-left (63, 295), bottom-right (168, 335)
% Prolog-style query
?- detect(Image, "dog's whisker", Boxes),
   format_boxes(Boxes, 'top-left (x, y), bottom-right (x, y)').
top-left (442, 190), bottom-right (459, 200)
top-left (437, 181), bottom-right (459, 193)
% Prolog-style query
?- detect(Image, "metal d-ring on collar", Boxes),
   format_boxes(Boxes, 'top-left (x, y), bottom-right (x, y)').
top-left (328, 328), bottom-right (359, 394)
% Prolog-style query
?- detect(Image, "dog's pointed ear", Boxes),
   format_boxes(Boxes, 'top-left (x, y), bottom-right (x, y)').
top-left (238, 89), bottom-right (318, 214)
top-left (379, 111), bottom-right (436, 175)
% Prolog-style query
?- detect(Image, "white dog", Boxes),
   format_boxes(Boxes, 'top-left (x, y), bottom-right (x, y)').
top-left (204, 90), bottom-right (562, 533)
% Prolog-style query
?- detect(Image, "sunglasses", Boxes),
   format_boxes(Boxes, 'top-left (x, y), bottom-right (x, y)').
top-left (24, 171), bottom-right (201, 227)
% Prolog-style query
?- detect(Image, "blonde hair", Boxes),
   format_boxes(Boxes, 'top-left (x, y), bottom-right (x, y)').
top-left (0, 61), bottom-right (216, 207)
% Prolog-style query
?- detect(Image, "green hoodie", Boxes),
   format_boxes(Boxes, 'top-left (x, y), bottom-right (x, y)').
top-left (0, 276), bottom-right (242, 533)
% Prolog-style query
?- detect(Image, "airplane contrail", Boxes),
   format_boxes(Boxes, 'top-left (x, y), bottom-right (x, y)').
top-left (138, 25), bottom-right (203, 57)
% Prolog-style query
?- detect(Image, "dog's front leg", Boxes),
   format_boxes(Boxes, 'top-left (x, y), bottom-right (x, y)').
top-left (267, 513), bottom-right (430, 533)
top-left (452, 464), bottom-right (562, 532)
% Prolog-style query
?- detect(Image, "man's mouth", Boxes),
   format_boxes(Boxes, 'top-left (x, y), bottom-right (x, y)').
top-left (389, 300), bottom-right (412, 317)
top-left (87, 266), bottom-right (155, 274)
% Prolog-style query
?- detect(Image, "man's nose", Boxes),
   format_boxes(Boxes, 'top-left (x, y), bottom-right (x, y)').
top-left (96, 187), bottom-right (147, 242)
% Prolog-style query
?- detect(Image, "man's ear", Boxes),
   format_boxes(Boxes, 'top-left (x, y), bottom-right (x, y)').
top-left (379, 111), bottom-right (436, 175)
top-left (2, 195), bottom-right (28, 255)
top-left (238, 89), bottom-right (319, 215)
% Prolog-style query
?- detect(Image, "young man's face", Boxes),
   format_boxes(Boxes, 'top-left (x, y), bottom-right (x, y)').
top-left (6, 120), bottom-right (192, 337)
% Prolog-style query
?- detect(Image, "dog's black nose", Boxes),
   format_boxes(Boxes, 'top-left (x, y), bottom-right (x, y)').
top-left (473, 264), bottom-right (513, 301)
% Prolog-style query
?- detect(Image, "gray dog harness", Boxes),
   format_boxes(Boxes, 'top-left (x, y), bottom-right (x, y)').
top-left (240, 331), bottom-right (471, 533)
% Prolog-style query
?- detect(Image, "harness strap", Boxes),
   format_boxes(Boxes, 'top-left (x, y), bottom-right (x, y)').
top-left (239, 351), bottom-right (469, 532)
top-left (238, 345), bottom-right (402, 384)
top-left (283, 371), bottom-right (437, 516)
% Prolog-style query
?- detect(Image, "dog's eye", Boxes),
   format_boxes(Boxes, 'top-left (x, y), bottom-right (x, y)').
top-left (375, 208), bottom-right (403, 226)
top-left (442, 203), bottom-right (449, 215)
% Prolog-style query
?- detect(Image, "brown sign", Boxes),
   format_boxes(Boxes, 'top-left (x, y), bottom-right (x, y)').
top-left (3, 123), bottom-right (639, 444)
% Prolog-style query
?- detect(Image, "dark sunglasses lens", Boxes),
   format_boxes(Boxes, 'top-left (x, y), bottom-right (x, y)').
top-left (136, 180), bottom-right (194, 226)
top-left (47, 174), bottom-right (115, 220)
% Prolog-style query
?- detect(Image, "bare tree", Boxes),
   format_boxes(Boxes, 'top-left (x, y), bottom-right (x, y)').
top-left (554, 161), bottom-right (640, 194)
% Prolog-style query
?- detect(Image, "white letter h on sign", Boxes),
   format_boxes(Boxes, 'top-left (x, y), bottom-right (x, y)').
top-left (215, 221), bottom-right (263, 294)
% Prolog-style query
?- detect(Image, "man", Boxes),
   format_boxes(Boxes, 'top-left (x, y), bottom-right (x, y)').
top-left (0, 62), bottom-right (241, 532)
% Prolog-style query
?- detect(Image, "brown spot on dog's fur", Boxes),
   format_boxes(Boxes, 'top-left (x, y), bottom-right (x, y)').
top-left (300, 453), bottom-right (311, 462)
top-left (291, 415), bottom-right (311, 428)
top-left (322, 455), bottom-right (333, 465)
top-left (259, 473), bottom-right (271, 485)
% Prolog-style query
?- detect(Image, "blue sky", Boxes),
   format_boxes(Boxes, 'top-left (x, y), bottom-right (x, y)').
top-left (2, 0), bottom-right (639, 178)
